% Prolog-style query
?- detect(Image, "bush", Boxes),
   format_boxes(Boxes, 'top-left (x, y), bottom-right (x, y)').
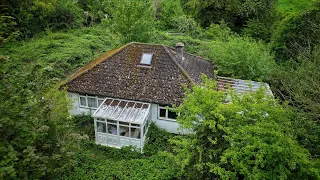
top-left (271, 1), bottom-right (320, 61)
top-left (205, 36), bottom-right (275, 81)
top-left (143, 122), bottom-right (174, 156)
top-left (169, 76), bottom-right (319, 179)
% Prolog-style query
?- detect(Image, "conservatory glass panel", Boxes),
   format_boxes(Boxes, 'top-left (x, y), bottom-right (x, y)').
top-left (107, 124), bottom-right (117, 135)
top-left (119, 126), bottom-right (129, 137)
top-left (96, 122), bottom-right (106, 133)
top-left (130, 127), bottom-right (140, 139)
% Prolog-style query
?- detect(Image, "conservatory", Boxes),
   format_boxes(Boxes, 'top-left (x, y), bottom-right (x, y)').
top-left (92, 98), bottom-right (151, 152)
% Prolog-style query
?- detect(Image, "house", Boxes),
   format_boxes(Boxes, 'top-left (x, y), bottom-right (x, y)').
top-left (61, 42), bottom-right (271, 151)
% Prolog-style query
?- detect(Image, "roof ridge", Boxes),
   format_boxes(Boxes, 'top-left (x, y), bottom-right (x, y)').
top-left (166, 46), bottom-right (211, 63)
top-left (62, 43), bottom-right (132, 86)
top-left (162, 45), bottom-right (195, 86)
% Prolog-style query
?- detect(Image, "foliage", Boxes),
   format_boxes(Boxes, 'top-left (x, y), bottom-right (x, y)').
top-left (0, 61), bottom-right (86, 179)
top-left (62, 133), bottom-right (180, 179)
top-left (0, 25), bottom-right (121, 79)
top-left (183, 0), bottom-right (278, 40)
top-left (0, 0), bottom-right (83, 41)
top-left (143, 122), bottom-right (174, 156)
top-left (169, 76), bottom-right (319, 179)
top-left (270, 47), bottom-right (320, 156)
top-left (154, 0), bottom-right (185, 29)
top-left (204, 36), bottom-right (275, 81)
top-left (172, 15), bottom-right (201, 36)
top-left (71, 114), bottom-right (95, 139)
top-left (277, 0), bottom-right (314, 16)
top-left (109, 0), bottom-right (155, 43)
top-left (271, 1), bottom-right (320, 61)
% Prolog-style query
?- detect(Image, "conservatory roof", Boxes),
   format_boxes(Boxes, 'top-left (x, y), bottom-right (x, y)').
top-left (217, 76), bottom-right (273, 96)
top-left (92, 98), bottom-right (151, 124)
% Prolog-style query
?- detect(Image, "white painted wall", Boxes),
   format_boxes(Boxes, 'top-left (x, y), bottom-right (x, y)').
top-left (68, 92), bottom-right (95, 115)
top-left (149, 103), bottom-right (187, 134)
top-left (68, 93), bottom-right (185, 134)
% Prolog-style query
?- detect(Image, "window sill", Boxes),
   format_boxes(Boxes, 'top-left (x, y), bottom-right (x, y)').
top-left (79, 106), bottom-right (98, 110)
top-left (158, 117), bottom-right (177, 122)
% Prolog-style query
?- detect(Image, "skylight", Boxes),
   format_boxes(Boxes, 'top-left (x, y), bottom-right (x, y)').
top-left (140, 53), bottom-right (153, 65)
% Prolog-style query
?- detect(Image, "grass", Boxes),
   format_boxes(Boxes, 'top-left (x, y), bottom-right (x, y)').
top-left (0, 25), bottom-right (122, 79)
top-left (277, 0), bottom-right (314, 16)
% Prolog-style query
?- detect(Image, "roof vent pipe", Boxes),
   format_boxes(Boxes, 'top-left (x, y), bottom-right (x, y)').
top-left (175, 42), bottom-right (184, 61)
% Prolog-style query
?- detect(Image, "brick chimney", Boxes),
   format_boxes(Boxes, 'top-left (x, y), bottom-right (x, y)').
top-left (175, 42), bottom-right (184, 61)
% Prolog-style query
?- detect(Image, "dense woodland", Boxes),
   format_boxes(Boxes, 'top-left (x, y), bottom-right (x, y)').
top-left (0, 0), bottom-right (319, 179)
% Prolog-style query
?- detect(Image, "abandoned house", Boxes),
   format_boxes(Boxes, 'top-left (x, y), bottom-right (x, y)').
top-left (61, 42), bottom-right (272, 151)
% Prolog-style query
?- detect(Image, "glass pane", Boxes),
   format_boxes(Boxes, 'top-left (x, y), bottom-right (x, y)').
top-left (140, 53), bottom-right (153, 65)
top-left (159, 108), bottom-right (166, 118)
top-left (143, 124), bottom-right (147, 136)
top-left (131, 123), bottom-right (140, 127)
top-left (97, 118), bottom-right (105, 121)
top-left (96, 122), bottom-right (106, 133)
top-left (88, 97), bottom-right (97, 108)
top-left (107, 119), bottom-right (117, 124)
top-left (119, 121), bottom-right (129, 126)
top-left (119, 126), bottom-right (129, 137)
top-left (80, 97), bottom-right (87, 106)
top-left (98, 99), bottom-right (104, 106)
top-left (168, 110), bottom-right (177, 119)
top-left (130, 127), bottom-right (140, 139)
top-left (107, 124), bottom-right (117, 135)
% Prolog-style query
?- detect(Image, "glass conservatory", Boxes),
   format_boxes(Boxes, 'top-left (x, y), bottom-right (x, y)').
top-left (92, 98), bottom-right (151, 152)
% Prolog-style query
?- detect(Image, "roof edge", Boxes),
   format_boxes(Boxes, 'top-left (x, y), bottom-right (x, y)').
top-left (162, 45), bottom-right (196, 86)
top-left (62, 43), bottom-right (132, 87)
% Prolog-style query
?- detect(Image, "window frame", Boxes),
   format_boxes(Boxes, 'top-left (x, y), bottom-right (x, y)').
top-left (157, 105), bottom-right (178, 121)
top-left (79, 94), bottom-right (105, 109)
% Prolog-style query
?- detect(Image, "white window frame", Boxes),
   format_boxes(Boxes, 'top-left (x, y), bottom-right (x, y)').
top-left (79, 94), bottom-right (105, 109)
top-left (158, 105), bottom-right (178, 121)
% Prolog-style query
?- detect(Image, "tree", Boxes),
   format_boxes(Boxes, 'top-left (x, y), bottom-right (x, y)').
top-left (270, 46), bottom-right (320, 156)
top-left (182, 0), bottom-right (278, 40)
top-left (271, 1), bottom-right (320, 62)
top-left (109, 0), bottom-right (155, 43)
top-left (169, 76), bottom-right (319, 179)
top-left (0, 61), bottom-right (83, 179)
top-left (205, 36), bottom-right (275, 81)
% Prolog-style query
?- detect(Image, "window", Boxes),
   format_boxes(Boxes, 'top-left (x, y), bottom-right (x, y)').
top-left (96, 122), bottom-right (106, 133)
top-left (140, 53), bottom-right (153, 65)
top-left (79, 94), bottom-right (105, 109)
top-left (88, 97), bottom-right (97, 108)
top-left (80, 96), bottom-right (87, 106)
top-left (158, 105), bottom-right (178, 120)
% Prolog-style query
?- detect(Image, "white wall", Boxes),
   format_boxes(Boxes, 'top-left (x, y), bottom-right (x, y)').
top-left (149, 103), bottom-right (187, 134)
top-left (68, 92), bottom-right (95, 115)
top-left (68, 92), bottom-right (185, 134)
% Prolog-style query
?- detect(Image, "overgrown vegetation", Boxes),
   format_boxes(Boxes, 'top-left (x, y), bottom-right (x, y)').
top-left (1, 0), bottom-right (320, 179)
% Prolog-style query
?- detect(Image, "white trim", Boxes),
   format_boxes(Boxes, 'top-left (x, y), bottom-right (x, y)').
top-left (79, 94), bottom-right (105, 109)
top-left (157, 105), bottom-right (177, 121)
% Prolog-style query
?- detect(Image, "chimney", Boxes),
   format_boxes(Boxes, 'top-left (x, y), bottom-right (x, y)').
top-left (175, 42), bottom-right (184, 61)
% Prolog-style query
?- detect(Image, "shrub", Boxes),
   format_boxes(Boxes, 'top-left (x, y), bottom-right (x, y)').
top-left (169, 76), bottom-right (319, 179)
top-left (271, 1), bottom-right (320, 61)
top-left (205, 36), bottom-right (275, 81)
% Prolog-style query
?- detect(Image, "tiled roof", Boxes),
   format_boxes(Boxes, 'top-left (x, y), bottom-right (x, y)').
top-left (62, 42), bottom-right (215, 105)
